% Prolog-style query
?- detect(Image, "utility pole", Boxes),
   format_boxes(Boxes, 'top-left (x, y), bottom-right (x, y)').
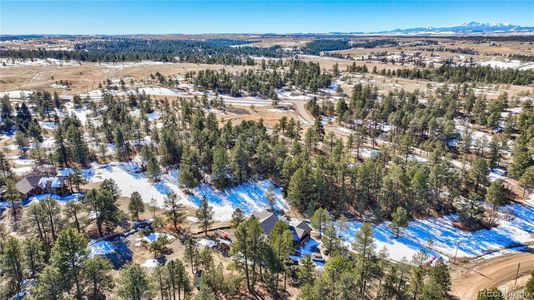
top-left (453, 240), bottom-right (462, 264)
top-left (514, 262), bottom-right (520, 286)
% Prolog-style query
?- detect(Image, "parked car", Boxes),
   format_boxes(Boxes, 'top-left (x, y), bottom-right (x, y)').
top-left (311, 253), bottom-right (325, 263)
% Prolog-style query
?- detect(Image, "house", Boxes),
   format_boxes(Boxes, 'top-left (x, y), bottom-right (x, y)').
top-left (253, 210), bottom-right (312, 246)
top-left (290, 221), bottom-right (312, 245)
top-left (254, 210), bottom-right (281, 236)
top-left (16, 175), bottom-right (69, 199)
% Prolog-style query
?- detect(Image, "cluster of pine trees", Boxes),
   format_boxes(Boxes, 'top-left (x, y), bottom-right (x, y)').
top-left (376, 64), bottom-right (534, 85)
top-left (0, 201), bottom-right (240, 300)
top-left (0, 38), bottom-right (284, 64)
top-left (192, 60), bottom-right (332, 96)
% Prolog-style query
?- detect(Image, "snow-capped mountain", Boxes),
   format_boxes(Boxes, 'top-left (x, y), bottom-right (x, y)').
top-left (378, 22), bottom-right (534, 34)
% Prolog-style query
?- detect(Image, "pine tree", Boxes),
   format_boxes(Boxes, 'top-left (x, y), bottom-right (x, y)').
top-left (149, 236), bottom-right (170, 259)
top-left (32, 266), bottom-right (64, 300)
top-left (297, 254), bottom-right (315, 286)
top-left (0, 150), bottom-right (12, 176)
top-left (311, 208), bottom-right (330, 238)
top-left (196, 197), bottom-right (214, 236)
top-left (128, 191), bottom-right (145, 221)
top-left (485, 179), bottom-right (509, 210)
top-left (265, 186), bottom-right (276, 211)
top-left (54, 125), bottom-right (70, 167)
top-left (0, 236), bottom-right (24, 294)
top-left (231, 208), bottom-right (244, 228)
top-left (50, 228), bottom-right (88, 299)
top-left (115, 263), bottom-right (152, 300)
top-left (4, 179), bottom-right (20, 222)
top-left (230, 140), bottom-right (249, 183)
top-left (21, 203), bottom-right (53, 257)
top-left (268, 221), bottom-right (294, 299)
top-left (426, 258), bottom-right (451, 298)
top-left (211, 147), bottom-right (229, 187)
top-left (390, 207), bottom-right (408, 238)
top-left (167, 259), bottom-right (190, 300)
top-left (313, 116), bottom-right (325, 142)
top-left (64, 201), bottom-right (83, 233)
top-left (23, 238), bottom-right (44, 278)
top-left (322, 222), bottom-right (342, 255)
top-left (66, 125), bottom-right (89, 167)
top-left (230, 220), bottom-right (252, 292)
top-left (469, 157), bottom-right (489, 194)
top-left (164, 192), bottom-right (185, 233)
top-left (69, 168), bottom-right (86, 192)
top-left (519, 166), bottom-right (534, 197)
top-left (152, 264), bottom-right (170, 300)
top-left (83, 180), bottom-right (121, 237)
top-left (287, 167), bottom-right (309, 211)
top-left (509, 133), bottom-right (531, 179)
top-left (195, 279), bottom-right (216, 300)
top-left (184, 238), bottom-right (198, 274)
top-left (41, 197), bottom-right (62, 242)
top-left (352, 223), bottom-right (376, 298)
top-left (82, 256), bottom-right (113, 299)
top-left (14, 130), bottom-right (28, 155)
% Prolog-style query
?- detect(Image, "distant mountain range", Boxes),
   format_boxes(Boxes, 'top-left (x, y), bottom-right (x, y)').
top-left (377, 22), bottom-right (534, 34)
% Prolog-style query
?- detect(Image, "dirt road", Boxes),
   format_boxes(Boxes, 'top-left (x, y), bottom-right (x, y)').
top-left (451, 251), bottom-right (534, 300)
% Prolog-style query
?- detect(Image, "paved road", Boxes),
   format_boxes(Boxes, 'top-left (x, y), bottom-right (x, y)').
top-left (451, 251), bottom-right (534, 300)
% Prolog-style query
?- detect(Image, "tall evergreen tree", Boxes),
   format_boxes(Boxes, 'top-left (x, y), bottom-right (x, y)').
top-left (115, 263), bottom-right (152, 300)
top-left (196, 197), bottom-right (214, 236)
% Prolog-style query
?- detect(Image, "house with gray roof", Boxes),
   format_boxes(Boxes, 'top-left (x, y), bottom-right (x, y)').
top-left (15, 175), bottom-right (68, 199)
top-left (253, 210), bottom-right (311, 246)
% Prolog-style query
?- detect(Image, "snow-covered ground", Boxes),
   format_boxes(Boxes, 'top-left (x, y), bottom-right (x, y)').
top-left (134, 87), bottom-right (181, 96)
top-left (527, 192), bottom-right (534, 207)
top-left (489, 168), bottom-right (507, 182)
top-left (0, 58), bottom-right (80, 68)
top-left (340, 203), bottom-right (534, 262)
top-left (479, 59), bottom-right (534, 71)
top-left (86, 160), bottom-right (532, 262)
top-left (455, 119), bottom-right (493, 146)
top-left (142, 258), bottom-right (162, 268)
top-left (90, 162), bottom-right (192, 208)
top-left (189, 179), bottom-right (290, 220)
top-left (89, 162), bottom-right (289, 221)
top-left (407, 154), bottom-right (428, 163)
top-left (141, 232), bottom-right (175, 244)
top-left (0, 90), bottom-right (34, 99)
top-left (354, 148), bottom-right (381, 158)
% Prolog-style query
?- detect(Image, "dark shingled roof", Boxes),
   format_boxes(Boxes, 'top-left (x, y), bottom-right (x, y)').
top-left (16, 176), bottom-right (41, 195)
top-left (295, 221), bottom-right (312, 234)
top-left (254, 211), bottom-right (279, 236)
top-left (253, 211), bottom-right (311, 243)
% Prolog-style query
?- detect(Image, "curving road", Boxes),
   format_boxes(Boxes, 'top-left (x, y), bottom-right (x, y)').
top-left (451, 251), bottom-right (534, 300)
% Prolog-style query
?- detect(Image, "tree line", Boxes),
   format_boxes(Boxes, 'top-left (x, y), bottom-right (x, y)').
top-left (0, 38), bottom-right (285, 65)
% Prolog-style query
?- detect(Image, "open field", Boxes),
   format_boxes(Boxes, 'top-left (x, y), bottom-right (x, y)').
top-left (0, 60), bottom-right (256, 94)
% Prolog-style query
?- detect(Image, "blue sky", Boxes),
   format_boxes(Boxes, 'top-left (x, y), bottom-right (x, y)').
top-left (1, 0), bottom-right (532, 34)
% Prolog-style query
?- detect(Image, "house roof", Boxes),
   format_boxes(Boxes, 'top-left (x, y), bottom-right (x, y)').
top-left (253, 210), bottom-right (310, 242)
top-left (16, 176), bottom-right (41, 194)
top-left (254, 211), bottom-right (279, 236)
top-left (295, 221), bottom-right (312, 234)
top-left (38, 176), bottom-right (66, 189)
top-left (16, 175), bottom-right (67, 194)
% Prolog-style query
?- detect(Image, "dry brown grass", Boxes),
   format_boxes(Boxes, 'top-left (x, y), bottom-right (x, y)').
top-left (0, 61), bottom-right (257, 94)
